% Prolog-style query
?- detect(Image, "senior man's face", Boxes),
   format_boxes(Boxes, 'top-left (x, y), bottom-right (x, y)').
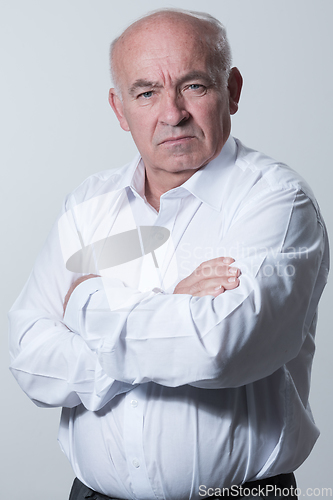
top-left (109, 18), bottom-right (242, 183)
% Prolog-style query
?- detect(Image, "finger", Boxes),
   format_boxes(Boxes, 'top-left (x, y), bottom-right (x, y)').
top-left (190, 273), bottom-right (237, 295)
top-left (192, 286), bottom-right (225, 297)
top-left (199, 256), bottom-right (235, 269)
top-left (195, 263), bottom-right (240, 280)
top-left (174, 274), bottom-right (240, 296)
top-left (191, 271), bottom-right (240, 295)
top-left (192, 275), bottom-right (240, 297)
top-left (174, 258), bottom-right (239, 293)
top-left (228, 266), bottom-right (240, 277)
top-left (222, 276), bottom-right (240, 290)
top-left (200, 275), bottom-right (240, 292)
top-left (197, 256), bottom-right (233, 274)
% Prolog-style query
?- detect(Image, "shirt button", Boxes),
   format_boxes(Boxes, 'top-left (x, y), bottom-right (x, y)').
top-left (132, 459), bottom-right (140, 468)
top-left (130, 399), bottom-right (138, 408)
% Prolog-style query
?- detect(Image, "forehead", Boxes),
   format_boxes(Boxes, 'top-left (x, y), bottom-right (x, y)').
top-left (114, 16), bottom-right (213, 87)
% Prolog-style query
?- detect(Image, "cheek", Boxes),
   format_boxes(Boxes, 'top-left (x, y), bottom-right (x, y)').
top-left (126, 110), bottom-right (156, 137)
top-left (198, 105), bottom-right (230, 153)
top-left (125, 116), bottom-right (157, 154)
top-left (200, 112), bottom-right (224, 142)
top-left (192, 99), bottom-right (225, 129)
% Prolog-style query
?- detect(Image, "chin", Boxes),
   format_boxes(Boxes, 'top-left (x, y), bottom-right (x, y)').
top-left (167, 161), bottom-right (202, 174)
top-left (168, 153), bottom-right (210, 170)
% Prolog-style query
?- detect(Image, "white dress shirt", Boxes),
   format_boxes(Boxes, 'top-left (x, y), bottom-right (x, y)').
top-left (9, 136), bottom-right (329, 500)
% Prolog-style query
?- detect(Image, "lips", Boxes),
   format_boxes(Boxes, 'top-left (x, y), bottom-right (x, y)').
top-left (159, 135), bottom-right (195, 145)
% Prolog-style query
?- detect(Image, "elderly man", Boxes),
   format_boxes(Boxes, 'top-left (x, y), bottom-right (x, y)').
top-left (9, 8), bottom-right (329, 500)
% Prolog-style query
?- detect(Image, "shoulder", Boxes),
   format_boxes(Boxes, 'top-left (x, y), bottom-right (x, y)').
top-left (64, 154), bottom-right (140, 208)
top-left (233, 138), bottom-right (320, 216)
top-left (234, 138), bottom-right (313, 195)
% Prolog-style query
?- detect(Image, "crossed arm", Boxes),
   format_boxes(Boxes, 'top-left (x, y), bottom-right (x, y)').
top-left (9, 186), bottom-right (327, 409)
top-left (63, 256), bottom-right (241, 315)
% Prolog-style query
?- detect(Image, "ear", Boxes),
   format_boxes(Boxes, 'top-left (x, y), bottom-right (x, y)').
top-left (108, 88), bottom-right (130, 132)
top-left (227, 67), bottom-right (243, 115)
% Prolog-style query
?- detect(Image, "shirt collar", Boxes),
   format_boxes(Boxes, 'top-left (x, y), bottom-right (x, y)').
top-left (181, 135), bottom-right (237, 211)
top-left (114, 136), bottom-right (237, 211)
top-left (112, 152), bottom-right (143, 193)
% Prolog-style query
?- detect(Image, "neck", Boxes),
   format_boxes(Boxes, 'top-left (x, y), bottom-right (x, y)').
top-left (144, 167), bottom-right (199, 212)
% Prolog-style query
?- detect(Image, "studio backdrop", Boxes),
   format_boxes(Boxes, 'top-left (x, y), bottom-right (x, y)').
top-left (1, 1), bottom-right (332, 499)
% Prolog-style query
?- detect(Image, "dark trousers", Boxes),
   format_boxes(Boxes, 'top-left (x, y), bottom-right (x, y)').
top-left (69, 473), bottom-right (298, 499)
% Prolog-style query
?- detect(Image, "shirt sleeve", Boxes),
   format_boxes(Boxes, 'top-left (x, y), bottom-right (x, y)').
top-left (63, 187), bottom-right (329, 389)
top-left (8, 199), bottom-right (135, 410)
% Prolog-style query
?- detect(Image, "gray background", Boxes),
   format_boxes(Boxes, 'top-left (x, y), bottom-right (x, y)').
top-left (1, 0), bottom-right (332, 498)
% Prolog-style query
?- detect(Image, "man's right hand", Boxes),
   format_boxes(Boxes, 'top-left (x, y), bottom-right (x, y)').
top-left (173, 257), bottom-right (240, 297)
top-left (63, 274), bottom-right (100, 316)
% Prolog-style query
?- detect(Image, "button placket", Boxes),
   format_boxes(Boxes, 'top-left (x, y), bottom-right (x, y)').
top-left (123, 388), bottom-right (156, 498)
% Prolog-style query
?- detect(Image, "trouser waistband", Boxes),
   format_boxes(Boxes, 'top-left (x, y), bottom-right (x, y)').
top-left (230, 473), bottom-right (297, 498)
top-left (69, 473), bottom-right (297, 500)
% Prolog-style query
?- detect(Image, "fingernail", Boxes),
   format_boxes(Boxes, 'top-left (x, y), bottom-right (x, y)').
top-left (228, 277), bottom-right (237, 283)
top-left (214, 285), bottom-right (223, 290)
top-left (223, 257), bottom-right (232, 264)
top-left (229, 267), bottom-right (238, 275)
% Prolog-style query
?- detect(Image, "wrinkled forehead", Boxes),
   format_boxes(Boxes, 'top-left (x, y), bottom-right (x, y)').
top-left (113, 14), bottom-right (218, 88)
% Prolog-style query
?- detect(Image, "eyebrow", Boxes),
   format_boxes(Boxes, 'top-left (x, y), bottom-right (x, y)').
top-left (128, 80), bottom-right (162, 96)
top-left (128, 71), bottom-right (214, 96)
top-left (178, 71), bottom-right (214, 86)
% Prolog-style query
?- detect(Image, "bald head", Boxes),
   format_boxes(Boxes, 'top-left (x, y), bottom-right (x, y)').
top-left (110, 9), bottom-right (232, 97)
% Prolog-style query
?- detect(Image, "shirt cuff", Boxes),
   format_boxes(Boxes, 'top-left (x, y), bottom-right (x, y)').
top-left (63, 276), bottom-right (164, 336)
top-left (63, 277), bottom-right (103, 334)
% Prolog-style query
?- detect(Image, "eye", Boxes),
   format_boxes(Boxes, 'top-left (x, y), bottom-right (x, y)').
top-left (138, 90), bottom-right (154, 99)
top-left (184, 84), bottom-right (207, 96)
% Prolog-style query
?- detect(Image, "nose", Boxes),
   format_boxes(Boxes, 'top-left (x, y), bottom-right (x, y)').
top-left (159, 92), bottom-right (190, 127)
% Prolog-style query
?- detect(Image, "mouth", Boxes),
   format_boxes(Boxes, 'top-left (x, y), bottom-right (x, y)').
top-left (159, 136), bottom-right (195, 146)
